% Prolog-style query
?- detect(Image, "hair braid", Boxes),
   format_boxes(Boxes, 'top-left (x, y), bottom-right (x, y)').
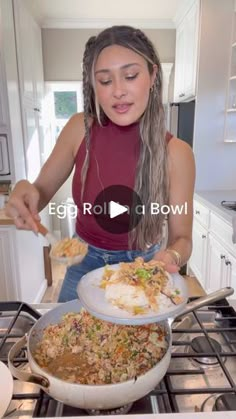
top-left (133, 29), bottom-right (163, 96)
top-left (81, 36), bottom-right (97, 198)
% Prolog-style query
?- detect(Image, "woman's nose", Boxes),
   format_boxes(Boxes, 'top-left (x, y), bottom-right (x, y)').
top-left (112, 80), bottom-right (127, 99)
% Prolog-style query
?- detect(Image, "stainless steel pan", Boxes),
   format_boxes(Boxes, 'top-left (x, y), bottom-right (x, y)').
top-left (8, 287), bottom-right (234, 410)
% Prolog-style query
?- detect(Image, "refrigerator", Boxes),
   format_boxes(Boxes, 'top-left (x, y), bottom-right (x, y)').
top-left (169, 100), bottom-right (195, 148)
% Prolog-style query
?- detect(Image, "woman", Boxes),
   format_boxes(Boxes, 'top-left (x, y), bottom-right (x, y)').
top-left (5, 26), bottom-right (195, 302)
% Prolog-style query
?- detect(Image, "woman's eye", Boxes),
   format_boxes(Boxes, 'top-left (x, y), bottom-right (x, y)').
top-left (126, 73), bottom-right (139, 80)
top-left (99, 80), bottom-right (112, 86)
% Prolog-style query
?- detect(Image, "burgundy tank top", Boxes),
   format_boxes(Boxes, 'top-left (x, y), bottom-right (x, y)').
top-left (72, 119), bottom-right (173, 250)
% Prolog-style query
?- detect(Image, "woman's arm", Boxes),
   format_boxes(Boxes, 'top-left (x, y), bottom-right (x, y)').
top-left (154, 137), bottom-right (196, 271)
top-left (5, 112), bottom-right (85, 231)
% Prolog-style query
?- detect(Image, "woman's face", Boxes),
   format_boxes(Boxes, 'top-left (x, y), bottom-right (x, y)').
top-left (94, 45), bottom-right (157, 126)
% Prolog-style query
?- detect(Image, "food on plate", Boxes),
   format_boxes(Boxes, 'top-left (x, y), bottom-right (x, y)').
top-left (34, 309), bottom-right (167, 385)
top-left (100, 257), bottom-right (184, 314)
top-left (50, 237), bottom-right (88, 259)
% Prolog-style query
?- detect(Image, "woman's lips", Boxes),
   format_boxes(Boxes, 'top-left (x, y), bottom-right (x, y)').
top-left (113, 103), bottom-right (133, 114)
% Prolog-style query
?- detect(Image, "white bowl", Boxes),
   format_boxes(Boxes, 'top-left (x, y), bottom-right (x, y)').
top-left (49, 251), bottom-right (87, 266)
top-left (49, 239), bottom-right (88, 266)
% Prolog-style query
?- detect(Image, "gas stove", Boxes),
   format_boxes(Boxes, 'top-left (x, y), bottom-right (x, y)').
top-left (1, 299), bottom-right (236, 417)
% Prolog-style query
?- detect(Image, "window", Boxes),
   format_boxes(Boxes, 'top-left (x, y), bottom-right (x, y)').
top-left (45, 82), bottom-right (83, 145)
top-left (54, 91), bottom-right (78, 118)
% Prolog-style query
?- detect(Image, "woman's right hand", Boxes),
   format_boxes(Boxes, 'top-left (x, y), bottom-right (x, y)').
top-left (5, 180), bottom-right (41, 232)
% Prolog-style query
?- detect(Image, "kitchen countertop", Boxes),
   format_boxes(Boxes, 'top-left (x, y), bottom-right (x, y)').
top-left (43, 412), bottom-right (236, 418)
top-left (0, 207), bottom-right (14, 225)
top-left (195, 190), bottom-right (236, 225)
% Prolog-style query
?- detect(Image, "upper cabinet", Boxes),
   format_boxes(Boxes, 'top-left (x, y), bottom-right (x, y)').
top-left (224, 11), bottom-right (236, 143)
top-left (13, 0), bottom-right (34, 104)
top-left (174, 0), bottom-right (200, 102)
top-left (0, 50), bottom-right (8, 130)
top-left (13, 0), bottom-right (44, 109)
top-left (13, 0), bottom-right (44, 182)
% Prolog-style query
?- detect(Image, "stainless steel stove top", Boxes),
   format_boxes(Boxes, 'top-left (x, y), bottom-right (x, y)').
top-left (1, 300), bottom-right (236, 417)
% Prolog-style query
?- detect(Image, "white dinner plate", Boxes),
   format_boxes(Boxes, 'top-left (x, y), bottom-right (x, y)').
top-left (77, 264), bottom-right (188, 325)
top-left (0, 361), bottom-right (13, 417)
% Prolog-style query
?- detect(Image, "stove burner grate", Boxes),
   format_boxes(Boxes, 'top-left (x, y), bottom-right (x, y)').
top-left (85, 403), bottom-right (133, 415)
top-left (189, 336), bottom-right (223, 366)
top-left (213, 393), bottom-right (236, 411)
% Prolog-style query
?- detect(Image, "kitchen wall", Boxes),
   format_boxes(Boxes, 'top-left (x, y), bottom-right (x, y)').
top-left (42, 28), bottom-right (176, 81)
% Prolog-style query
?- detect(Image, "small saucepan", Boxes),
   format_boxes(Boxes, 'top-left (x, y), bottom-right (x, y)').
top-left (8, 287), bottom-right (234, 410)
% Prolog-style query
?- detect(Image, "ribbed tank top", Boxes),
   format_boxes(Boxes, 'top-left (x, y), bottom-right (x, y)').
top-left (72, 119), bottom-right (173, 250)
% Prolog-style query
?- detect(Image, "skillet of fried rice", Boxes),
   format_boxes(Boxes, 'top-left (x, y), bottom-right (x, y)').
top-left (34, 309), bottom-right (167, 385)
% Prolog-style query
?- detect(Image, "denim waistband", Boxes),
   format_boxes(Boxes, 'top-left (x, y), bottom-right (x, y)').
top-left (73, 232), bottom-right (161, 265)
top-left (74, 232), bottom-right (160, 254)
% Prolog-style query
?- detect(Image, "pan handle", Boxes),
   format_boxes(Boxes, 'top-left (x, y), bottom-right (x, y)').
top-left (8, 335), bottom-right (50, 389)
top-left (174, 287), bottom-right (234, 320)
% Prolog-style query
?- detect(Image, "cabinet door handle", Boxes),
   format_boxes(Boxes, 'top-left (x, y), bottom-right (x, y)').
top-left (202, 234), bottom-right (206, 239)
top-left (195, 210), bottom-right (200, 215)
top-left (220, 254), bottom-right (225, 259)
top-left (33, 107), bottom-right (40, 112)
top-left (225, 260), bottom-right (231, 266)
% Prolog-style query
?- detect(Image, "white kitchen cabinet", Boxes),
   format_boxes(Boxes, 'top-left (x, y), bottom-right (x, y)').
top-left (13, 0), bottom-right (34, 104)
top-left (174, 0), bottom-right (200, 102)
top-left (188, 199), bottom-right (209, 288)
top-left (0, 226), bottom-right (47, 303)
top-left (207, 234), bottom-right (227, 292)
top-left (188, 220), bottom-right (208, 288)
top-left (0, 0), bottom-right (44, 182)
top-left (13, 0), bottom-right (44, 180)
top-left (193, 200), bottom-right (210, 229)
top-left (188, 196), bottom-right (236, 297)
top-left (20, 100), bottom-right (42, 182)
top-left (0, 2), bottom-right (14, 181)
top-left (14, 1), bottom-right (44, 109)
top-left (174, 19), bottom-right (185, 102)
top-left (207, 233), bottom-right (236, 294)
top-left (224, 11), bottom-right (236, 143)
top-left (0, 228), bottom-right (19, 300)
top-left (0, 51), bottom-right (8, 130)
top-left (228, 254), bottom-right (236, 296)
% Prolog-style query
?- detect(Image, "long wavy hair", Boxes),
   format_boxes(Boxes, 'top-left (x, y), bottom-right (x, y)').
top-left (81, 25), bottom-right (169, 250)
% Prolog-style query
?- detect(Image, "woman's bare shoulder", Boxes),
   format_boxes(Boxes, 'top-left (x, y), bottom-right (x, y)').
top-left (168, 136), bottom-right (193, 156)
top-left (67, 112), bottom-right (94, 135)
top-left (167, 136), bottom-right (195, 172)
top-left (65, 112), bottom-right (94, 156)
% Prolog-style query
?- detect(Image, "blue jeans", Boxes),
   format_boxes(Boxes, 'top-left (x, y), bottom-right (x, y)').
top-left (58, 241), bottom-right (161, 302)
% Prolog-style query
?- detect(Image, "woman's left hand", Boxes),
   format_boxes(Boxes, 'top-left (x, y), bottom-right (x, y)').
top-left (152, 250), bottom-right (180, 273)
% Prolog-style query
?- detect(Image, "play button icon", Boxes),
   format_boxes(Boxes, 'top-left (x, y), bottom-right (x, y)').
top-left (93, 185), bottom-right (143, 234)
top-left (109, 201), bottom-right (128, 219)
